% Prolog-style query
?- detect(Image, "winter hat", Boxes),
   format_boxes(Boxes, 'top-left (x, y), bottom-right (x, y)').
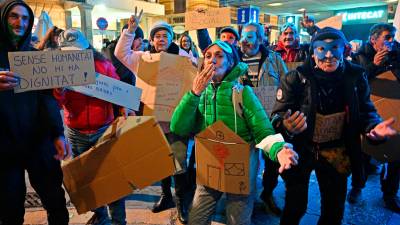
top-left (203, 40), bottom-right (240, 66)
top-left (122, 24), bottom-right (144, 40)
top-left (311, 27), bottom-right (348, 48)
top-left (58, 29), bottom-right (89, 50)
top-left (150, 21), bottom-right (173, 40)
top-left (220, 26), bottom-right (240, 40)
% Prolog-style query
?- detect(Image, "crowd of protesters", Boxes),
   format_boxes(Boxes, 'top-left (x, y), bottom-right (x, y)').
top-left (0, 1), bottom-right (399, 225)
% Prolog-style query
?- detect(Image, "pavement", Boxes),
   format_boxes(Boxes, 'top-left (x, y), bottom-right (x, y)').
top-left (24, 162), bottom-right (400, 225)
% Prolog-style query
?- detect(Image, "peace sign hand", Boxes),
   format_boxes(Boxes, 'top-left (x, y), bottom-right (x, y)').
top-left (128, 7), bottom-right (143, 34)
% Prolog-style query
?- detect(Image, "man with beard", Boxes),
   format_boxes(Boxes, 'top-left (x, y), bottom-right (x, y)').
top-left (115, 8), bottom-right (196, 224)
top-left (271, 27), bottom-right (396, 225)
top-left (0, 0), bottom-right (70, 224)
top-left (238, 22), bottom-right (287, 215)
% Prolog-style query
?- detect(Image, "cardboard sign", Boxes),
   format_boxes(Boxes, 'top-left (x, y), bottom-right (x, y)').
top-left (286, 62), bottom-right (303, 72)
top-left (195, 121), bottom-right (250, 195)
top-left (313, 112), bottom-right (345, 143)
top-left (252, 86), bottom-right (278, 115)
top-left (362, 71), bottom-right (400, 162)
top-left (185, 7), bottom-right (231, 31)
top-left (67, 73), bottom-right (142, 110)
top-left (136, 52), bottom-right (197, 122)
top-left (62, 116), bottom-right (176, 214)
top-left (9, 50), bottom-right (96, 93)
top-left (316, 15), bottom-right (343, 30)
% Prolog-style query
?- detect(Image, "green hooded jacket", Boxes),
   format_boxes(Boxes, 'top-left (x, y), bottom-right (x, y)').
top-left (170, 62), bottom-right (284, 161)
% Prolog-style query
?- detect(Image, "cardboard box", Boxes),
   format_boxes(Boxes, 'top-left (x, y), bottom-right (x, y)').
top-left (362, 71), bottom-right (400, 162)
top-left (136, 52), bottom-right (197, 122)
top-left (62, 116), bottom-right (175, 214)
top-left (195, 121), bottom-right (250, 195)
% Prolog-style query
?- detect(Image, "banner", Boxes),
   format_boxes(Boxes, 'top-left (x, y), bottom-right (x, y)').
top-left (9, 50), bottom-right (96, 93)
top-left (185, 7), bottom-right (231, 31)
top-left (67, 73), bottom-right (142, 110)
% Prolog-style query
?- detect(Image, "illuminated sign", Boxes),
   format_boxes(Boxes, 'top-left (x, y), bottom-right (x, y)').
top-left (337, 10), bottom-right (384, 22)
top-left (335, 6), bottom-right (387, 25)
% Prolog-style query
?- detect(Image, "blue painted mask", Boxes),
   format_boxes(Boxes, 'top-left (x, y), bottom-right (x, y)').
top-left (240, 30), bottom-right (258, 45)
top-left (313, 39), bottom-right (345, 60)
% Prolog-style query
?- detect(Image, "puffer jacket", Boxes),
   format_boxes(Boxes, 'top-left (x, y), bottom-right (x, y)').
top-left (0, 0), bottom-right (64, 157)
top-left (271, 41), bottom-right (310, 63)
top-left (170, 62), bottom-right (284, 161)
top-left (271, 58), bottom-right (382, 157)
top-left (53, 59), bottom-right (119, 134)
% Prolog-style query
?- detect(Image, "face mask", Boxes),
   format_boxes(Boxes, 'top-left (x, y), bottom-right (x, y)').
top-left (240, 30), bottom-right (258, 45)
top-left (313, 39), bottom-right (345, 60)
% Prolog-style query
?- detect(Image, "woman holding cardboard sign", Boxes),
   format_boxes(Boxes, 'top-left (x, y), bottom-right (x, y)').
top-left (170, 40), bottom-right (298, 225)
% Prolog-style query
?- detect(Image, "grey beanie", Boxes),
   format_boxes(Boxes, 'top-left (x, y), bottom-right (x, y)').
top-left (150, 21), bottom-right (173, 40)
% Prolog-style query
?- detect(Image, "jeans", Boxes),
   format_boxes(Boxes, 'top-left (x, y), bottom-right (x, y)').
top-left (66, 126), bottom-right (126, 225)
top-left (188, 148), bottom-right (259, 225)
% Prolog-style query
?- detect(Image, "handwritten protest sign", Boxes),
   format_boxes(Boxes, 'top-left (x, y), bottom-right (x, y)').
top-left (185, 7), bottom-right (231, 31)
top-left (253, 86), bottom-right (278, 115)
top-left (8, 50), bottom-right (95, 93)
top-left (313, 112), bottom-right (345, 143)
top-left (67, 73), bottom-right (142, 110)
top-left (316, 15), bottom-right (343, 30)
top-left (195, 121), bottom-right (250, 194)
top-left (137, 52), bottom-right (197, 122)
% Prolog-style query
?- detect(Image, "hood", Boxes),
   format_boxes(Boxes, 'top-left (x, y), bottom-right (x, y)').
top-left (0, 0), bottom-right (34, 51)
top-left (223, 62), bottom-right (248, 82)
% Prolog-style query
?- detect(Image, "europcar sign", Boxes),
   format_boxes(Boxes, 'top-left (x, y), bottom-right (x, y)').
top-left (336, 6), bottom-right (387, 25)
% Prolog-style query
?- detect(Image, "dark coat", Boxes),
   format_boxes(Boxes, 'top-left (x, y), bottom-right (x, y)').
top-left (271, 58), bottom-right (382, 157)
top-left (353, 41), bottom-right (400, 81)
top-left (0, 0), bottom-right (64, 157)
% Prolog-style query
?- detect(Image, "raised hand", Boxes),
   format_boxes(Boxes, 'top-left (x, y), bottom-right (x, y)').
top-left (283, 109), bottom-right (307, 135)
top-left (192, 63), bottom-right (215, 96)
top-left (367, 117), bottom-right (397, 141)
top-left (300, 10), bottom-right (315, 28)
top-left (0, 71), bottom-right (19, 91)
top-left (128, 7), bottom-right (143, 34)
top-left (277, 143), bottom-right (299, 173)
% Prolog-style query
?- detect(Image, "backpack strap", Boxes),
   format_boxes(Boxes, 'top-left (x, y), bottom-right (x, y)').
top-left (232, 83), bottom-right (244, 119)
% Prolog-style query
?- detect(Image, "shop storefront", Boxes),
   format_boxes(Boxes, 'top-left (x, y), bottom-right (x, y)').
top-left (336, 6), bottom-right (388, 41)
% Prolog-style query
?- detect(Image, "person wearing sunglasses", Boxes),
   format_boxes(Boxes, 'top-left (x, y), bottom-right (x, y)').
top-left (170, 40), bottom-right (298, 225)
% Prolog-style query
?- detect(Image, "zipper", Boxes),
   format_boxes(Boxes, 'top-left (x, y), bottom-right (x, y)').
top-left (212, 83), bottom-right (218, 123)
